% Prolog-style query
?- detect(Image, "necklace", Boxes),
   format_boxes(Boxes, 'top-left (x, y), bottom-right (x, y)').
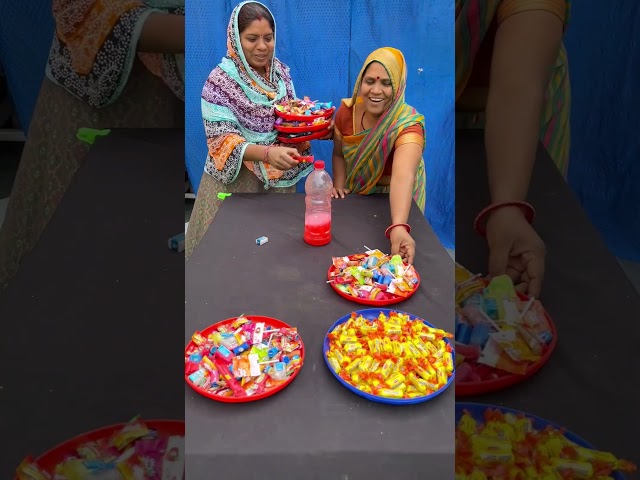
top-left (360, 110), bottom-right (367, 131)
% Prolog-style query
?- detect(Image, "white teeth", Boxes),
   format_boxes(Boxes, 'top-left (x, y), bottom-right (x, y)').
top-left (370, 98), bottom-right (383, 102)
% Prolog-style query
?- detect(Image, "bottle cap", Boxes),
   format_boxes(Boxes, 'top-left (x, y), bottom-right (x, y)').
top-left (314, 160), bottom-right (325, 169)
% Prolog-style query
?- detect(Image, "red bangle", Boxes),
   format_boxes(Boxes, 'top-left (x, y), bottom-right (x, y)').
top-left (385, 223), bottom-right (411, 239)
top-left (263, 145), bottom-right (273, 163)
top-left (473, 201), bottom-right (535, 236)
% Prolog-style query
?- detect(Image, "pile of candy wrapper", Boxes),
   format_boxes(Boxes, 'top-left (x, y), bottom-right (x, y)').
top-left (325, 311), bottom-right (454, 399)
top-left (16, 417), bottom-right (184, 480)
top-left (274, 96), bottom-right (333, 117)
top-left (275, 116), bottom-right (329, 128)
top-left (185, 316), bottom-right (303, 398)
top-left (456, 408), bottom-right (637, 479)
top-left (329, 250), bottom-right (419, 301)
top-left (455, 263), bottom-right (554, 383)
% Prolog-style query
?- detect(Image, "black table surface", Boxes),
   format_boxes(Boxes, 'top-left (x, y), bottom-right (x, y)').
top-left (185, 193), bottom-right (455, 479)
top-left (0, 129), bottom-right (185, 478)
top-left (456, 129), bottom-right (640, 476)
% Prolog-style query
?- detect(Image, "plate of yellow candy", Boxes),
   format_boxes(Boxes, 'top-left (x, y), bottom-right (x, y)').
top-left (323, 308), bottom-right (455, 404)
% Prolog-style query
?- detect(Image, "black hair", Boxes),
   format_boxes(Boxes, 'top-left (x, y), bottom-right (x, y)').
top-left (238, 2), bottom-right (275, 34)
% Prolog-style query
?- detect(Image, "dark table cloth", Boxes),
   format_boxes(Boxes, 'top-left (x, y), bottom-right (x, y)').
top-left (0, 129), bottom-right (185, 478)
top-left (185, 193), bottom-right (455, 479)
top-left (456, 129), bottom-right (640, 477)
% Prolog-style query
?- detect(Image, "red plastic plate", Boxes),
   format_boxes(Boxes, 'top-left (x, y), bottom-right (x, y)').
top-left (274, 106), bottom-right (335, 122)
top-left (455, 291), bottom-right (558, 397)
top-left (20, 420), bottom-right (184, 476)
top-left (277, 128), bottom-right (331, 144)
top-left (274, 120), bottom-right (331, 133)
top-left (327, 255), bottom-right (421, 306)
top-left (184, 315), bottom-right (305, 403)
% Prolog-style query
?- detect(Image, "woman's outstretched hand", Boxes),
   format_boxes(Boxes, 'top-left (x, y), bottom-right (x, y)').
top-left (485, 206), bottom-right (546, 297)
top-left (390, 227), bottom-right (416, 265)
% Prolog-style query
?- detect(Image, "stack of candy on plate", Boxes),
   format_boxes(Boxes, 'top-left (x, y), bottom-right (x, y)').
top-left (274, 96), bottom-right (333, 117)
top-left (325, 311), bottom-right (454, 399)
top-left (456, 408), bottom-right (637, 479)
top-left (274, 116), bottom-right (329, 129)
top-left (185, 316), bottom-right (303, 398)
top-left (15, 417), bottom-right (184, 480)
top-left (329, 250), bottom-right (419, 301)
top-left (455, 263), bottom-right (554, 383)
top-left (274, 96), bottom-right (334, 141)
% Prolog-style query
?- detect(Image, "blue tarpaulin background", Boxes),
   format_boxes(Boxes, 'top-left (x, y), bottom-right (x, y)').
top-left (185, 0), bottom-right (456, 248)
top-left (563, 2), bottom-right (640, 261)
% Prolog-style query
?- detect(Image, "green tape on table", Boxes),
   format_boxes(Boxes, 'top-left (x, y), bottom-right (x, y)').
top-left (77, 128), bottom-right (111, 145)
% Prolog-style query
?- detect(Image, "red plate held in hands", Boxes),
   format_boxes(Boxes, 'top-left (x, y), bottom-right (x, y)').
top-left (274, 106), bottom-right (335, 122)
top-left (277, 128), bottom-right (331, 144)
top-left (274, 120), bottom-right (331, 133)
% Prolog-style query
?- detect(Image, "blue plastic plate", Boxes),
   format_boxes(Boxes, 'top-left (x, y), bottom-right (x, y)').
top-left (456, 403), bottom-right (627, 480)
top-left (323, 308), bottom-right (455, 405)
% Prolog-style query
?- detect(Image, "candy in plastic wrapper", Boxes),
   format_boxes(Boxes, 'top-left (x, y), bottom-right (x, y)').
top-left (15, 457), bottom-right (51, 480)
top-left (109, 417), bottom-right (150, 451)
top-left (191, 332), bottom-right (206, 346)
top-left (117, 437), bottom-right (167, 480)
top-left (377, 388), bottom-right (404, 399)
top-left (161, 436), bottom-right (185, 480)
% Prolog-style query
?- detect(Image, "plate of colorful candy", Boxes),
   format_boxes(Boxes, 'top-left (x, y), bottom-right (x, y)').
top-left (274, 116), bottom-right (331, 134)
top-left (323, 309), bottom-right (454, 405)
top-left (15, 416), bottom-right (184, 480)
top-left (456, 403), bottom-right (636, 479)
top-left (454, 263), bottom-right (558, 396)
top-left (274, 96), bottom-right (335, 122)
top-left (185, 314), bottom-right (304, 403)
top-left (327, 250), bottom-right (421, 306)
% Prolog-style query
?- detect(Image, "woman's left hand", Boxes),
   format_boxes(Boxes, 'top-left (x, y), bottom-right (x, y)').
top-left (319, 119), bottom-right (334, 140)
top-left (389, 227), bottom-right (416, 265)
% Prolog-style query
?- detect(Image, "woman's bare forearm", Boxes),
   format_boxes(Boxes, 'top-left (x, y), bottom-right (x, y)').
top-left (485, 10), bottom-right (563, 203)
top-left (243, 144), bottom-right (268, 162)
top-left (486, 84), bottom-right (543, 203)
top-left (389, 173), bottom-right (415, 224)
top-left (332, 139), bottom-right (347, 188)
top-left (389, 142), bottom-right (422, 224)
top-left (332, 155), bottom-right (346, 188)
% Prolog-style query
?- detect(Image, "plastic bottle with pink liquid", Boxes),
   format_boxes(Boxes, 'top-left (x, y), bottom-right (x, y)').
top-left (303, 160), bottom-right (332, 246)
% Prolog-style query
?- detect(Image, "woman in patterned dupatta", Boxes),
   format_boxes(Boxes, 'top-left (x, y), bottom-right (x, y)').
top-left (455, 0), bottom-right (570, 297)
top-left (185, 1), bottom-right (323, 258)
top-left (0, 0), bottom-right (184, 291)
top-left (332, 47), bottom-right (426, 265)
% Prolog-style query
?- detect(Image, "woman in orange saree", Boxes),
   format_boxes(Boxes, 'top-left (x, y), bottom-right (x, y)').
top-left (332, 47), bottom-right (427, 264)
